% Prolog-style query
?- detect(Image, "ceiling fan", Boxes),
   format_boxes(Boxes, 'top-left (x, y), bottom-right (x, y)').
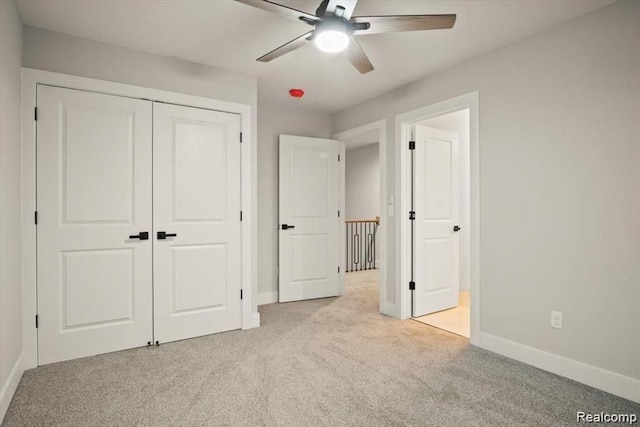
top-left (235, 0), bottom-right (456, 74)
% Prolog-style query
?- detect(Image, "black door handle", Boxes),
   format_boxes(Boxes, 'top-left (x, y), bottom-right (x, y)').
top-left (157, 231), bottom-right (177, 239)
top-left (281, 224), bottom-right (295, 230)
top-left (129, 232), bottom-right (149, 240)
top-left (453, 225), bottom-right (461, 232)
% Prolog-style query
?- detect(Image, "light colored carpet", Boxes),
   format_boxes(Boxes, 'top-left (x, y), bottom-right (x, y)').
top-left (414, 291), bottom-right (470, 338)
top-left (3, 270), bottom-right (638, 426)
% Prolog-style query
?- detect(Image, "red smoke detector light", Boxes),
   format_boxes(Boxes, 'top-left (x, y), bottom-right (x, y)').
top-left (289, 89), bottom-right (304, 98)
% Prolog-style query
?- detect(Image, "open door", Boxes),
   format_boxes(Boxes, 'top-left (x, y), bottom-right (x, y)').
top-left (413, 125), bottom-right (460, 317)
top-left (279, 135), bottom-right (341, 302)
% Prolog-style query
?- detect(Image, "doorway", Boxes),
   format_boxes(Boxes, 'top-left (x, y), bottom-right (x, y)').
top-left (334, 120), bottom-right (388, 315)
top-left (397, 92), bottom-right (480, 344)
top-left (345, 137), bottom-right (380, 308)
top-left (410, 109), bottom-right (471, 338)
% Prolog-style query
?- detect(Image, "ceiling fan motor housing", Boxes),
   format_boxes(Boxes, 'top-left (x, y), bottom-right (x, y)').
top-left (317, 17), bottom-right (350, 32)
top-left (236, 0), bottom-right (456, 75)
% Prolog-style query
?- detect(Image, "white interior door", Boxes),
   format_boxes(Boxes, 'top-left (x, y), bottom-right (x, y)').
top-left (152, 103), bottom-right (242, 344)
top-left (413, 125), bottom-right (460, 316)
top-left (279, 135), bottom-right (340, 302)
top-left (37, 85), bottom-right (153, 364)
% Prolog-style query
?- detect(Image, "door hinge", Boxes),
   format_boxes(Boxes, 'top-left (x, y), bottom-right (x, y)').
top-left (338, 210), bottom-right (340, 218)
top-left (35, 315), bottom-right (38, 328)
top-left (409, 211), bottom-right (415, 220)
top-left (34, 211), bottom-right (38, 225)
top-left (240, 210), bottom-right (243, 221)
top-left (409, 281), bottom-right (415, 290)
top-left (34, 107), bottom-right (38, 121)
top-left (338, 154), bottom-right (340, 161)
top-left (240, 289), bottom-right (243, 300)
top-left (338, 266), bottom-right (340, 273)
top-left (240, 132), bottom-right (243, 143)
top-left (409, 140), bottom-right (415, 150)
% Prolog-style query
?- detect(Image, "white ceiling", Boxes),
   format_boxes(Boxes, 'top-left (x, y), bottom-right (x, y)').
top-left (15, 0), bottom-right (613, 113)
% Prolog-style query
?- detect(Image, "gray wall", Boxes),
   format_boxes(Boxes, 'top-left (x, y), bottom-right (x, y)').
top-left (345, 144), bottom-right (380, 221)
top-left (22, 25), bottom-right (261, 310)
top-left (345, 143), bottom-right (380, 267)
top-left (257, 102), bottom-right (332, 300)
top-left (0, 0), bottom-right (24, 421)
top-left (420, 110), bottom-right (470, 291)
top-left (23, 26), bottom-right (257, 107)
top-left (332, 0), bottom-right (640, 381)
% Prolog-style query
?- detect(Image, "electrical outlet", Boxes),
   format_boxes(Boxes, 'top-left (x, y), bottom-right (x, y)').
top-left (551, 311), bottom-right (563, 330)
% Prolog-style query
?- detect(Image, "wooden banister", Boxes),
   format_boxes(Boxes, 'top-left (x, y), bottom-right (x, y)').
top-left (345, 217), bottom-right (380, 224)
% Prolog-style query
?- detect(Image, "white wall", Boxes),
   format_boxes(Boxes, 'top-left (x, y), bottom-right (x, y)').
top-left (420, 110), bottom-right (470, 291)
top-left (21, 25), bottom-right (262, 311)
top-left (0, 0), bottom-right (24, 421)
top-left (257, 102), bottom-right (332, 304)
top-left (332, 0), bottom-right (640, 396)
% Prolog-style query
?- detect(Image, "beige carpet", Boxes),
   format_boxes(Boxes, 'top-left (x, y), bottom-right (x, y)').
top-left (414, 291), bottom-right (470, 338)
top-left (3, 270), bottom-right (638, 426)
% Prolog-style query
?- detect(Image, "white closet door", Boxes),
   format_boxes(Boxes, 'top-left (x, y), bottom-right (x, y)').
top-left (413, 125), bottom-right (460, 317)
top-left (37, 85), bottom-right (153, 364)
top-left (152, 103), bottom-right (242, 344)
top-left (278, 135), bottom-right (340, 302)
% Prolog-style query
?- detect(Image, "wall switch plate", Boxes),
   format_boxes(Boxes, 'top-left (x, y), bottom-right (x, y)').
top-left (551, 311), bottom-right (563, 329)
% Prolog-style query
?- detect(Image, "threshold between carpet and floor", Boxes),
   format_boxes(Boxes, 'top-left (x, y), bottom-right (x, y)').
top-left (4, 270), bottom-right (639, 426)
top-left (414, 291), bottom-right (471, 338)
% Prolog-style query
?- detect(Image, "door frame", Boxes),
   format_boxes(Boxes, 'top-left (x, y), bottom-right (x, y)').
top-left (21, 68), bottom-right (259, 369)
top-left (333, 120), bottom-right (390, 316)
top-left (396, 92), bottom-right (480, 345)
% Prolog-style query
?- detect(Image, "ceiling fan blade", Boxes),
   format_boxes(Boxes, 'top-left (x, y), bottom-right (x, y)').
top-left (257, 31), bottom-right (315, 62)
top-left (320, 0), bottom-right (358, 20)
top-left (345, 36), bottom-right (374, 74)
top-left (351, 14), bottom-right (456, 35)
top-left (235, 0), bottom-right (319, 23)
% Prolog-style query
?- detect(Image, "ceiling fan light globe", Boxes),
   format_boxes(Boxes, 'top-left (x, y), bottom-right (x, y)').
top-left (315, 30), bottom-right (350, 53)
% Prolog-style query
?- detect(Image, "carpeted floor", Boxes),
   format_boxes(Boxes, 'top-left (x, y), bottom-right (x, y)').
top-left (4, 270), bottom-right (639, 426)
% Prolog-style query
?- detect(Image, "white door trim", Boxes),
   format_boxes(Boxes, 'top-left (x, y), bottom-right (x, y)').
top-left (333, 120), bottom-right (390, 316)
top-left (21, 67), bottom-right (259, 369)
top-left (395, 92), bottom-right (480, 345)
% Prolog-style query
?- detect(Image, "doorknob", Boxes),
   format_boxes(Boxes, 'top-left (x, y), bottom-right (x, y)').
top-left (281, 224), bottom-right (295, 230)
top-left (157, 231), bottom-right (177, 239)
top-left (453, 225), bottom-right (461, 232)
top-left (129, 232), bottom-right (149, 240)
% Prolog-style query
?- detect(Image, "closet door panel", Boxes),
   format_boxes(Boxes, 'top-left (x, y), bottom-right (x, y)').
top-left (152, 103), bottom-right (242, 343)
top-left (37, 85), bottom-right (153, 364)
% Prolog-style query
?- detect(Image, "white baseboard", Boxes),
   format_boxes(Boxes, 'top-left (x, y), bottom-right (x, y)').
top-left (0, 352), bottom-right (24, 423)
top-left (478, 332), bottom-right (640, 403)
top-left (257, 291), bottom-right (278, 306)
